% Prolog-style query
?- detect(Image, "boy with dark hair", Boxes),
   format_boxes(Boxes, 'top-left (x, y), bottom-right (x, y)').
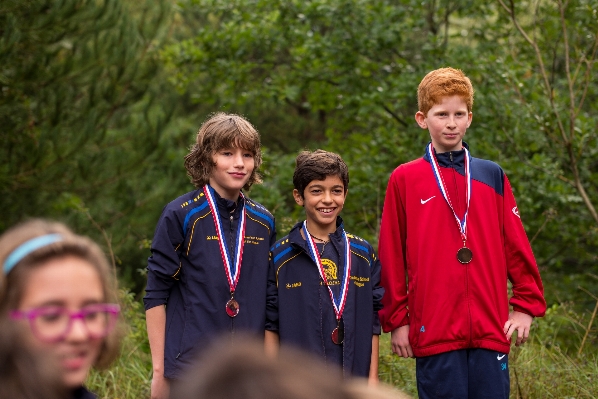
top-left (144, 113), bottom-right (275, 399)
top-left (265, 150), bottom-right (384, 382)
top-left (378, 67), bottom-right (546, 399)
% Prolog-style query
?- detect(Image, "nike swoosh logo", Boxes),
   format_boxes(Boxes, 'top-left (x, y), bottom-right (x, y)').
top-left (512, 206), bottom-right (520, 218)
top-left (497, 354), bottom-right (506, 360)
top-left (421, 196), bottom-right (436, 204)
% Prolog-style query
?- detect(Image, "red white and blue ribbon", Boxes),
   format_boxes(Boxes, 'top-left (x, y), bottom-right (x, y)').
top-left (427, 143), bottom-right (471, 243)
top-left (204, 185), bottom-right (246, 294)
top-left (302, 221), bottom-right (351, 322)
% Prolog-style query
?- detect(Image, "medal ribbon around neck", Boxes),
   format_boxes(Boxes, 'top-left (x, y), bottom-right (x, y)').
top-left (427, 143), bottom-right (471, 243)
top-left (204, 185), bottom-right (246, 294)
top-left (302, 221), bottom-right (351, 322)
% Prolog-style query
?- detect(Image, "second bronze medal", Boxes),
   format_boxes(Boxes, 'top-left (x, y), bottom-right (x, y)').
top-left (331, 317), bottom-right (345, 345)
top-left (225, 294), bottom-right (240, 317)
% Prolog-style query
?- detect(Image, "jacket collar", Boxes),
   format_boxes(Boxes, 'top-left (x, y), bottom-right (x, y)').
top-left (422, 141), bottom-right (471, 169)
top-left (289, 216), bottom-right (346, 254)
top-left (209, 185), bottom-right (243, 218)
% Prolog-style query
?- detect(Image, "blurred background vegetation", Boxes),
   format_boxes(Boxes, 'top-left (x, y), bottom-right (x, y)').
top-left (2, 0), bottom-right (597, 397)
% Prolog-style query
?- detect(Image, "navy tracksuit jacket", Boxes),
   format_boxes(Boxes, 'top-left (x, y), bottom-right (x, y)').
top-left (144, 186), bottom-right (275, 379)
top-left (266, 218), bottom-right (384, 377)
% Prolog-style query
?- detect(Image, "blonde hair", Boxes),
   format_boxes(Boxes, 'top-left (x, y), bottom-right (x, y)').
top-left (417, 67), bottom-right (474, 116)
top-left (0, 219), bottom-right (121, 369)
top-left (184, 112), bottom-right (263, 189)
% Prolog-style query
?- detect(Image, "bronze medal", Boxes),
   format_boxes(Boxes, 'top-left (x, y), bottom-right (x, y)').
top-left (303, 222), bottom-right (351, 347)
top-left (457, 247), bottom-right (473, 264)
top-left (225, 298), bottom-right (239, 317)
top-left (204, 186), bottom-right (247, 320)
top-left (427, 144), bottom-right (476, 267)
top-left (331, 318), bottom-right (344, 345)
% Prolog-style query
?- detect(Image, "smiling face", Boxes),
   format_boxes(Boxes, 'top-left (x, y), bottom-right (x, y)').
top-left (16, 255), bottom-right (104, 388)
top-left (415, 95), bottom-right (473, 153)
top-left (209, 147), bottom-right (256, 201)
top-left (293, 175), bottom-right (347, 236)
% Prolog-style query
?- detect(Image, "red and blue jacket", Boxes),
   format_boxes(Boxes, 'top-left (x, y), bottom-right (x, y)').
top-left (266, 218), bottom-right (384, 377)
top-left (144, 186), bottom-right (275, 379)
top-left (379, 144), bottom-right (546, 357)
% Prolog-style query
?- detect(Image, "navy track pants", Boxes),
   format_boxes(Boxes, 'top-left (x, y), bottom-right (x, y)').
top-left (416, 348), bottom-right (509, 399)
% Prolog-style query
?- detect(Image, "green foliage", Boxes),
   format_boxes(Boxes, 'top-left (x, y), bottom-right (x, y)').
top-left (7, 0), bottom-right (596, 298)
top-left (0, 0), bottom-right (193, 289)
top-left (162, 0), bottom-right (598, 300)
top-left (378, 334), bottom-right (418, 396)
top-left (163, 0), bottom-right (486, 244)
top-left (507, 303), bottom-right (598, 398)
top-left (459, 1), bottom-right (598, 309)
top-left (248, 149), bottom-right (300, 234)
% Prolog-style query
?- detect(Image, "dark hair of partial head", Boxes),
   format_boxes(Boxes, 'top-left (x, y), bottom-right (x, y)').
top-left (293, 150), bottom-right (349, 198)
top-left (417, 67), bottom-right (474, 116)
top-left (172, 336), bottom-right (353, 399)
top-left (184, 112), bottom-right (263, 189)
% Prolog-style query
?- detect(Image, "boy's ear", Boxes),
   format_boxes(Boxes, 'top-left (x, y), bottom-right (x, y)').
top-left (415, 111), bottom-right (427, 129)
top-left (293, 189), bottom-right (304, 206)
top-left (467, 112), bottom-right (473, 128)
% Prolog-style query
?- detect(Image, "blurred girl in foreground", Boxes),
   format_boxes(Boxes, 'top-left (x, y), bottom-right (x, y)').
top-left (0, 220), bottom-right (121, 399)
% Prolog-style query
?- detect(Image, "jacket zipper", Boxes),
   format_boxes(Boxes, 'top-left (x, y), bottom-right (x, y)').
top-left (450, 151), bottom-right (473, 346)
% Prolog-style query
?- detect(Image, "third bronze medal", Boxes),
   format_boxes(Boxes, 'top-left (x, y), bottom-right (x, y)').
top-left (457, 246), bottom-right (473, 264)
top-left (427, 143), bottom-right (473, 265)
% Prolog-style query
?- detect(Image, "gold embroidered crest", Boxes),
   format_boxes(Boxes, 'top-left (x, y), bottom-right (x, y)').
top-left (321, 258), bottom-right (338, 281)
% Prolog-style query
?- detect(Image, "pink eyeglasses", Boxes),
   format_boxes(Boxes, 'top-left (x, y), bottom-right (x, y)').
top-left (10, 303), bottom-right (120, 343)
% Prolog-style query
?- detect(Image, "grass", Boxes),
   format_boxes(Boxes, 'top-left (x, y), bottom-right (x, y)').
top-left (378, 302), bottom-right (598, 398)
top-left (86, 290), bottom-right (152, 399)
top-left (88, 293), bottom-right (597, 399)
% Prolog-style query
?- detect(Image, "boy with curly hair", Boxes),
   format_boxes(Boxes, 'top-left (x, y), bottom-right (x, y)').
top-left (144, 113), bottom-right (276, 399)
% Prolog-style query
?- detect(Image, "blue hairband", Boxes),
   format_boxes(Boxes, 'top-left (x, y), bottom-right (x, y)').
top-left (3, 234), bottom-right (63, 275)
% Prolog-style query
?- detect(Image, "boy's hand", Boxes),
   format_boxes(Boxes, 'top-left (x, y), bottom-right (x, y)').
top-left (150, 373), bottom-right (170, 399)
top-left (391, 325), bottom-right (413, 358)
top-left (504, 311), bottom-right (533, 346)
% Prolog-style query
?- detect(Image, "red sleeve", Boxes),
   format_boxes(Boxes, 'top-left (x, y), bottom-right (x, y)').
top-left (378, 167), bottom-right (410, 332)
top-left (503, 175), bottom-right (547, 317)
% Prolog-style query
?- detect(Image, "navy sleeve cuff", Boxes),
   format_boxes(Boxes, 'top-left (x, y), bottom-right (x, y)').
top-left (143, 297), bottom-right (167, 311)
top-left (372, 311), bottom-right (381, 335)
top-left (265, 320), bottom-right (279, 332)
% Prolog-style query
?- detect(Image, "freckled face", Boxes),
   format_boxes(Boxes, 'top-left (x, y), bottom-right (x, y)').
top-left (415, 95), bottom-right (472, 153)
top-left (16, 256), bottom-right (104, 388)
top-left (293, 175), bottom-right (347, 233)
top-left (209, 147), bottom-right (255, 201)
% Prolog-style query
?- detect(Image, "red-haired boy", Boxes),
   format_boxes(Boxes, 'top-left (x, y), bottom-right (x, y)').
top-left (378, 67), bottom-right (546, 399)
